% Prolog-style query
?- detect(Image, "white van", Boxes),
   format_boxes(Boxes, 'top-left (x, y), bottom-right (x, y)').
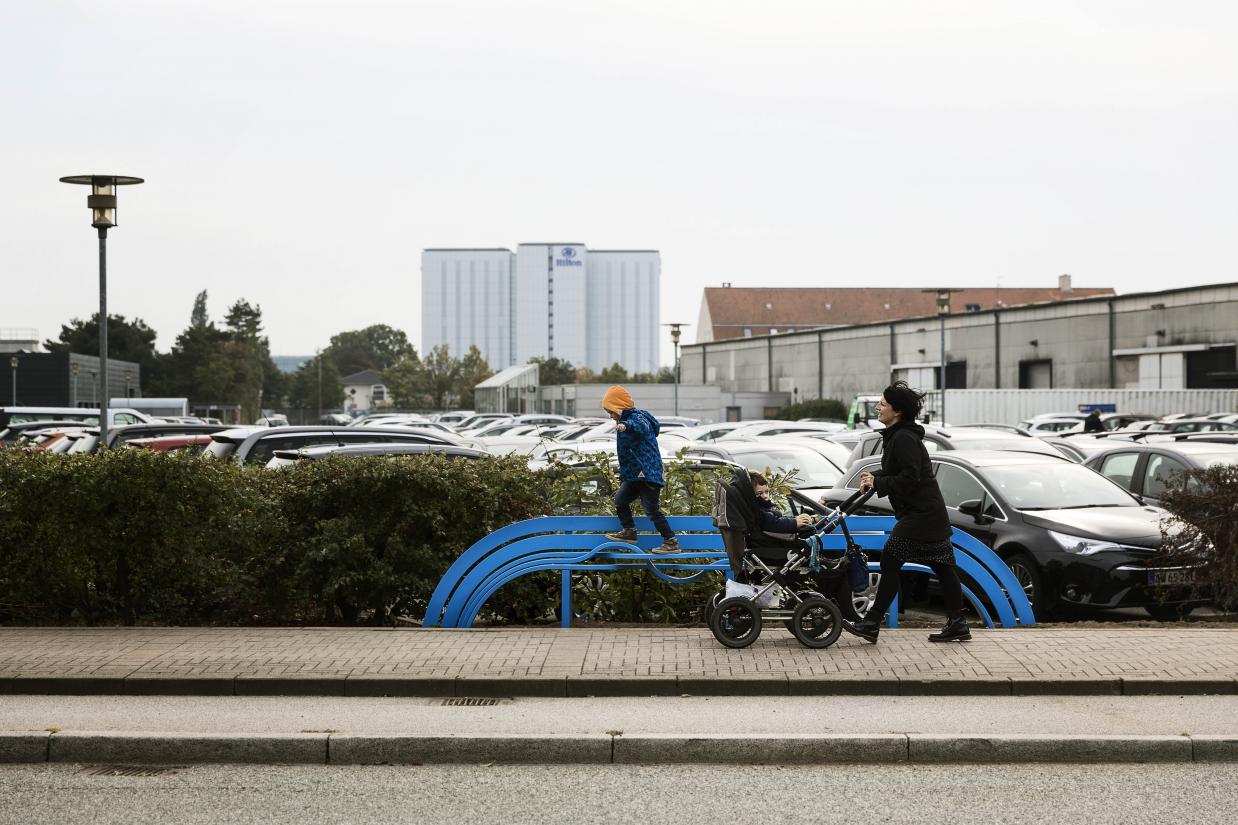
top-left (0, 406), bottom-right (153, 429)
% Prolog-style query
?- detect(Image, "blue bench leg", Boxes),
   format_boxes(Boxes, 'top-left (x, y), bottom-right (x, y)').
top-left (885, 594), bottom-right (899, 628)
top-left (560, 570), bottom-right (572, 629)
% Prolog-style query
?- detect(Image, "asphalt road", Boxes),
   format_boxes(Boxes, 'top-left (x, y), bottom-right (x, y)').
top-left (4, 694), bottom-right (1237, 736)
top-left (1, 763), bottom-right (1234, 825)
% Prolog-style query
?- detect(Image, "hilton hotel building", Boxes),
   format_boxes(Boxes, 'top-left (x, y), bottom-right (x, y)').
top-left (421, 243), bottom-right (661, 374)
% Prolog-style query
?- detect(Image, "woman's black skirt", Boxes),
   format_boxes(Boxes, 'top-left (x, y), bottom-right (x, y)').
top-left (883, 535), bottom-right (956, 566)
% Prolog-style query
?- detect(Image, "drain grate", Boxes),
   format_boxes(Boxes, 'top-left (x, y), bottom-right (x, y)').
top-left (79, 765), bottom-right (182, 777)
top-left (440, 697), bottom-right (503, 707)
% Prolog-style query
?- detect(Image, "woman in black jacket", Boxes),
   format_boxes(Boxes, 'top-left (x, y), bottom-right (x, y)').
top-left (842, 382), bottom-right (971, 644)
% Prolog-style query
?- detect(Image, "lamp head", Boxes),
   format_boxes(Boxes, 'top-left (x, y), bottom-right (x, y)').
top-left (59, 174), bottom-right (144, 229)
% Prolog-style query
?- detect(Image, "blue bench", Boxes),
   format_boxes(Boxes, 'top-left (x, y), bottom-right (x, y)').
top-left (422, 515), bottom-right (1035, 630)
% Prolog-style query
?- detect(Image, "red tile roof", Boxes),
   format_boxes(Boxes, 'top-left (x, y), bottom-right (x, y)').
top-left (698, 285), bottom-right (1115, 342)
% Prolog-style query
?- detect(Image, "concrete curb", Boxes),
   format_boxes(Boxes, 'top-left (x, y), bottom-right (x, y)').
top-left (613, 734), bottom-right (907, 764)
top-left (48, 731), bottom-right (328, 764)
top-left (5, 674), bottom-right (1237, 697)
top-left (0, 731), bottom-right (1233, 765)
top-left (330, 734), bottom-right (612, 764)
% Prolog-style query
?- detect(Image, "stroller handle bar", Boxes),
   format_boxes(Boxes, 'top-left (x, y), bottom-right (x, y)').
top-left (811, 488), bottom-right (876, 532)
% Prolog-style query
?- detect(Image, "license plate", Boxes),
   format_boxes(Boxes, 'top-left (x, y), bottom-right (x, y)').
top-left (1147, 568), bottom-right (1196, 586)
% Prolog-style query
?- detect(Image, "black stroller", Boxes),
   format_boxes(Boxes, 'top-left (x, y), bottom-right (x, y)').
top-left (707, 468), bottom-right (874, 649)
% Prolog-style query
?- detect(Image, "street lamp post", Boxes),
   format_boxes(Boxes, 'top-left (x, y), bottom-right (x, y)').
top-left (662, 322), bottom-right (689, 417)
top-left (9, 356), bottom-right (16, 406)
top-left (60, 174), bottom-right (144, 450)
top-left (922, 288), bottom-right (957, 424)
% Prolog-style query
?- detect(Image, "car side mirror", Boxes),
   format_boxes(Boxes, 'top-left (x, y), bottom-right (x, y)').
top-left (958, 498), bottom-right (994, 525)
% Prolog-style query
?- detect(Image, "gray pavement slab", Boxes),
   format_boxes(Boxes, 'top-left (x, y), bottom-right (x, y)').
top-left (1, 627), bottom-right (1236, 698)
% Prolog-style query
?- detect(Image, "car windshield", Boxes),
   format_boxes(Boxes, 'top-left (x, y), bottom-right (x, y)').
top-left (732, 448), bottom-right (843, 487)
top-left (983, 463), bottom-right (1138, 510)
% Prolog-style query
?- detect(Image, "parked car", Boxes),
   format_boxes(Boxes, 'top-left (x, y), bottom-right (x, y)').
top-left (683, 441), bottom-right (845, 499)
top-left (1084, 437), bottom-right (1238, 506)
top-left (718, 421), bottom-right (851, 440)
top-left (265, 442), bottom-right (488, 468)
top-left (843, 426), bottom-right (1067, 468)
top-left (203, 426), bottom-right (461, 466)
top-left (454, 413), bottom-right (516, 432)
top-left (125, 434), bottom-right (216, 453)
top-left (1023, 417), bottom-right (1090, 436)
top-left (1140, 418), bottom-right (1238, 435)
top-left (821, 450), bottom-right (1207, 620)
top-left (0, 420), bottom-right (91, 446)
top-left (0, 406), bottom-right (152, 429)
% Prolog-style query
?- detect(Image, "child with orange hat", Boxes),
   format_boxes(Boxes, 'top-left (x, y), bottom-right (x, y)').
top-left (601, 385), bottom-right (678, 554)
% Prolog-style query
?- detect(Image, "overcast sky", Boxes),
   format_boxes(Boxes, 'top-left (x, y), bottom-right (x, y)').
top-left (3, 1), bottom-right (1236, 363)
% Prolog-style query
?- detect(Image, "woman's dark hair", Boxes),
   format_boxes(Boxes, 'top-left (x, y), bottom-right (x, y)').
top-left (882, 380), bottom-right (926, 421)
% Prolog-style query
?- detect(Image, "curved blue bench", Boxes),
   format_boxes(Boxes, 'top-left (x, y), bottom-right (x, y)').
top-left (423, 515), bottom-right (1035, 630)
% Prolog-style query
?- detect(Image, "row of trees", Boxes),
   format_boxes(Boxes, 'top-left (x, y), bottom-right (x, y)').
top-left (46, 296), bottom-right (675, 417)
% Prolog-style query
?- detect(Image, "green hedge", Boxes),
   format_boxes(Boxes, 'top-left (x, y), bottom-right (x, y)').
top-left (0, 449), bottom-right (797, 627)
top-left (0, 449), bottom-right (550, 626)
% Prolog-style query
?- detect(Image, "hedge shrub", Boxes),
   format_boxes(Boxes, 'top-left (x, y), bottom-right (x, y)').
top-left (0, 448), bottom-right (798, 627)
top-left (0, 449), bottom-right (549, 626)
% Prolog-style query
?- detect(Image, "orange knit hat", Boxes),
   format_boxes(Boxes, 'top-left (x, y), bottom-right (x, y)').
top-left (601, 385), bottom-right (634, 414)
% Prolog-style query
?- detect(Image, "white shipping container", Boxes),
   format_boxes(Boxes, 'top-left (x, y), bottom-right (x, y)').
top-left (942, 389), bottom-right (1238, 426)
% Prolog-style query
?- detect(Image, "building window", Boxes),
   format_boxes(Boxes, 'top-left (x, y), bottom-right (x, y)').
top-left (743, 327), bottom-right (752, 337)
top-left (965, 303), bottom-right (981, 313)
top-left (725, 406), bottom-right (743, 422)
top-left (371, 385), bottom-right (386, 403)
top-left (1019, 359), bottom-right (1053, 389)
top-left (1187, 345), bottom-right (1237, 388)
top-left (770, 328), bottom-right (779, 335)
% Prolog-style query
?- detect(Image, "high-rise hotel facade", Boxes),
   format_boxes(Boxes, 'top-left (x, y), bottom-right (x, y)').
top-left (421, 243), bottom-right (660, 374)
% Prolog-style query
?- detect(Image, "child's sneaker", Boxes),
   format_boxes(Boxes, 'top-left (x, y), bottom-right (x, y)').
top-left (650, 537), bottom-right (680, 555)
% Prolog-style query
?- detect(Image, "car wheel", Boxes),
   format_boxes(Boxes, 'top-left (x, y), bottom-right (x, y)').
top-left (836, 570), bottom-right (880, 622)
top-left (1006, 552), bottom-right (1053, 620)
top-left (1145, 604), bottom-right (1195, 621)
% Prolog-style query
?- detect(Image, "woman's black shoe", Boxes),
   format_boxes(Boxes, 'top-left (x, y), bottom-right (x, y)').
top-left (842, 619), bottom-right (880, 644)
top-left (928, 616), bottom-right (971, 643)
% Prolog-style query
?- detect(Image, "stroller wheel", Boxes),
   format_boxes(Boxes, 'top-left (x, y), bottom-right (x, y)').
top-left (703, 591), bottom-right (724, 625)
top-left (709, 597), bottom-right (762, 649)
top-left (783, 591), bottom-right (825, 634)
top-left (789, 597), bottom-right (843, 649)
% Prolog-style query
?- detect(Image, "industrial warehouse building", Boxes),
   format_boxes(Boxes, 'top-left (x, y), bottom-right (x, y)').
top-left (421, 243), bottom-right (661, 373)
top-left (679, 281), bottom-right (1238, 409)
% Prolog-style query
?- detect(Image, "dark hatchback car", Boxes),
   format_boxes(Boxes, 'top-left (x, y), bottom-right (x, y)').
top-left (819, 450), bottom-right (1206, 620)
top-left (1084, 436), bottom-right (1238, 506)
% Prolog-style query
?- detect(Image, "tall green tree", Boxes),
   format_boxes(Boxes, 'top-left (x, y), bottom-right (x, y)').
top-left (287, 353), bottom-right (344, 415)
top-left (44, 313), bottom-right (164, 394)
top-left (598, 362), bottom-right (630, 384)
top-left (454, 346), bottom-right (494, 409)
top-left (383, 351), bottom-right (424, 409)
top-left (419, 344), bottom-right (460, 410)
top-left (527, 356), bottom-right (576, 385)
top-left (326, 325), bottom-right (415, 376)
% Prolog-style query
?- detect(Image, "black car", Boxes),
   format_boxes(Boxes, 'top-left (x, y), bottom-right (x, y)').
top-left (843, 425), bottom-right (1067, 468)
top-left (1084, 436), bottom-right (1238, 506)
top-left (819, 450), bottom-right (1206, 620)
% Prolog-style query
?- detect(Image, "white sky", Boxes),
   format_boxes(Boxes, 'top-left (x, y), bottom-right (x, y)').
top-left (3, 0), bottom-right (1236, 363)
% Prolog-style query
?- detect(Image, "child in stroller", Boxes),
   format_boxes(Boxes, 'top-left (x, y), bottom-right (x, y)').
top-left (708, 467), bottom-right (873, 649)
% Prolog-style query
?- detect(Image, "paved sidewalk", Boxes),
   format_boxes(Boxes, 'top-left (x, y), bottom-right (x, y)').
top-left (1, 626), bottom-right (1236, 696)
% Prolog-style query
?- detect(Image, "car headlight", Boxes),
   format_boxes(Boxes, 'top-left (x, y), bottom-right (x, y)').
top-left (1048, 531), bottom-right (1127, 555)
